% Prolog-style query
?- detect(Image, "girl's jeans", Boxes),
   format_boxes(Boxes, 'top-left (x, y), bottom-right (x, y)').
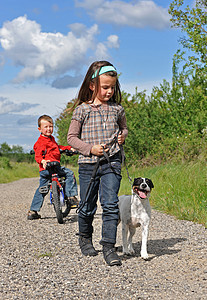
top-left (78, 153), bottom-right (122, 245)
top-left (30, 166), bottom-right (78, 212)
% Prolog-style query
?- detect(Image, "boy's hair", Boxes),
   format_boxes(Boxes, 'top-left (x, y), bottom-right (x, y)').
top-left (78, 60), bottom-right (122, 106)
top-left (38, 115), bottom-right (53, 127)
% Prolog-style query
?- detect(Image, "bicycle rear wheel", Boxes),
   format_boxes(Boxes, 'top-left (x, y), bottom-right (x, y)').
top-left (52, 181), bottom-right (63, 224)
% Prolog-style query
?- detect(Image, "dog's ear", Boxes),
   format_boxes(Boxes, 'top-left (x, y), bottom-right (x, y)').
top-left (133, 177), bottom-right (143, 187)
top-left (146, 178), bottom-right (154, 189)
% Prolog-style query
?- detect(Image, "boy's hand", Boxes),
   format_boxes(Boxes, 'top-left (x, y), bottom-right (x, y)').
top-left (41, 159), bottom-right (50, 169)
top-left (91, 144), bottom-right (109, 156)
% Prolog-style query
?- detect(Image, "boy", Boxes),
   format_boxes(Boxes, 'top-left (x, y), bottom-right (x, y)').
top-left (27, 115), bottom-right (79, 220)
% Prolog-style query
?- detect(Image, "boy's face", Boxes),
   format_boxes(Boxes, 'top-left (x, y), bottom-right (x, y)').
top-left (38, 120), bottom-right (53, 137)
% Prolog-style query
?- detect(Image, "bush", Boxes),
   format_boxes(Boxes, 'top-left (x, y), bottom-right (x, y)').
top-left (0, 157), bottom-right (12, 169)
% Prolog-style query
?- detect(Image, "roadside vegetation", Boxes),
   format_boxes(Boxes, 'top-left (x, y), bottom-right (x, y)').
top-left (120, 160), bottom-right (207, 228)
top-left (0, 1), bottom-right (206, 227)
top-left (0, 159), bottom-right (38, 183)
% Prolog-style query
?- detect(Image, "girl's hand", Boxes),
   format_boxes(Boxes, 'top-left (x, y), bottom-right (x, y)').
top-left (91, 144), bottom-right (109, 156)
top-left (118, 132), bottom-right (125, 145)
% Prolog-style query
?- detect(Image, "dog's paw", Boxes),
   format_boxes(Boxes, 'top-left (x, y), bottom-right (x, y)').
top-left (123, 247), bottom-right (135, 256)
top-left (128, 247), bottom-right (135, 255)
top-left (123, 248), bottom-right (131, 256)
top-left (123, 250), bottom-right (130, 255)
top-left (141, 252), bottom-right (149, 260)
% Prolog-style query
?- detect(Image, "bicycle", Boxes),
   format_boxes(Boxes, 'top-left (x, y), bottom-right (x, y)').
top-left (30, 149), bottom-right (78, 224)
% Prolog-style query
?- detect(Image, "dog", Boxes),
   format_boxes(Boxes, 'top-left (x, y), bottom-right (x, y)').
top-left (118, 177), bottom-right (154, 259)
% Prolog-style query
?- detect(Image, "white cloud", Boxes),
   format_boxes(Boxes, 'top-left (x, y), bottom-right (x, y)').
top-left (0, 16), bottom-right (119, 84)
top-left (69, 23), bottom-right (91, 36)
top-left (93, 35), bottom-right (119, 59)
top-left (95, 42), bottom-right (109, 59)
top-left (75, 0), bottom-right (170, 29)
top-left (107, 35), bottom-right (119, 48)
top-left (0, 83), bottom-right (78, 117)
top-left (0, 96), bottom-right (39, 114)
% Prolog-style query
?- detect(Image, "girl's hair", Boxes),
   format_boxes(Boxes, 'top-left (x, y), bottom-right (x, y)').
top-left (38, 115), bottom-right (53, 127)
top-left (71, 61), bottom-right (121, 110)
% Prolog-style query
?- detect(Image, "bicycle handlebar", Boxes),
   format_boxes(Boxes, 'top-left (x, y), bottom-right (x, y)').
top-left (60, 149), bottom-right (79, 156)
top-left (30, 149), bottom-right (79, 156)
top-left (46, 161), bottom-right (60, 169)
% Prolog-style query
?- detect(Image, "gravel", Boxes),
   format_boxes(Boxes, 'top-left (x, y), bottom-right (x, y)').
top-left (0, 177), bottom-right (206, 299)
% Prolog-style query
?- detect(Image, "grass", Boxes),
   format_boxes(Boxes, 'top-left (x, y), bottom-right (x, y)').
top-left (0, 162), bottom-right (39, 183)
top-left (0, 159), bottom-right (206, 228)
top-left (120, 160), bottom-right (207, 228)
top-left (0, 161), bottom-right (79, 184)
top-left (36, 251), bottom-right (53, 258)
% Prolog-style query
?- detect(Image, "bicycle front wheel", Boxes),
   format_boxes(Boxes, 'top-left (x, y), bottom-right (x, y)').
top-left (62, 199), bottom-right (71, 218)
top-left (52, 181), bottom-right (63, 224)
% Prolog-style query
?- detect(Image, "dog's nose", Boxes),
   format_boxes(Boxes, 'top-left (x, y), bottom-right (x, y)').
top-left (141, 183), bottom-right (147, 189)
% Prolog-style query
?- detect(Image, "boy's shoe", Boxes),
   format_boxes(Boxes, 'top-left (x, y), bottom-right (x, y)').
top-left (103, 244), bottom-right (122, 266)
top-left (27, 210), bottom-right (41, 220)
top-left (79, 236), bottom-right (98, 256)
top-left (68, 196), bottom-right (79, 209)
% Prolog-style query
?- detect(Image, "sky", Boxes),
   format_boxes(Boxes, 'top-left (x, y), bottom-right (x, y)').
top-left (0, 0), bottom-right (190, 151)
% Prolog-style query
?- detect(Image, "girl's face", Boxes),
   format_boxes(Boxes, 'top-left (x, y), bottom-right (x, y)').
top-left (91, 74), bottom-right (117, 105)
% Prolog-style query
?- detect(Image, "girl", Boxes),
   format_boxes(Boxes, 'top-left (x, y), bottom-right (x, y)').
top-left (67, 61), bottom-right (128, 266)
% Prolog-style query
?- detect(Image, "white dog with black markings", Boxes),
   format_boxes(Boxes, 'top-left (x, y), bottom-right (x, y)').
top-left (118, 177), bottom-right (154, 259)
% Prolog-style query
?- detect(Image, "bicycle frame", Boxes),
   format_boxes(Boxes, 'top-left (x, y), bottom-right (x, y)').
top-left (49, 173), bottom-right (65, 207)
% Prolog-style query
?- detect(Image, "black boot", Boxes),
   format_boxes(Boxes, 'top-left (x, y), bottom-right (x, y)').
top-left (79, 236), bottom-right (98, 256)
top-left (102, 243), bottom-right (122, 266)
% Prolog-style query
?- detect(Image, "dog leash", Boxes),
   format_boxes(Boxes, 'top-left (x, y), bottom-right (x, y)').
top-left (122, 150), bottom-right (133, 185)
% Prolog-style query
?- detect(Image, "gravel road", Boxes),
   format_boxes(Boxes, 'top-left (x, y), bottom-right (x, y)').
top-left (0, 177), bottom-right (206, 299)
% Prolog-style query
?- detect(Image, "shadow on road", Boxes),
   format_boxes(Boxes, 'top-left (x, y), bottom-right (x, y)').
top-left (117, 237), bottom-right (187, 261)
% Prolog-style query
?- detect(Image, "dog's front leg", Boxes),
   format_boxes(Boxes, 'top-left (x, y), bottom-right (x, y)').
top-left (140, 223), bottom-right (149, 260)
top-left (128, 226), bottom-right (136, 254)
top-left (122, 223), bottom-right (130, 254)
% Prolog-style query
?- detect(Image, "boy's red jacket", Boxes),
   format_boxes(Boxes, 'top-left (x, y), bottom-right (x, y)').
top-left (34, 134), bottom-right (72, 171)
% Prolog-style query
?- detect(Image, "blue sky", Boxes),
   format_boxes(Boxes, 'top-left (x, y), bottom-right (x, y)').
top-left (0, 0), bottom-right (190, 151)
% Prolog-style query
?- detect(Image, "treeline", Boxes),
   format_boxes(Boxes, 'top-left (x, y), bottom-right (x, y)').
top-left (0, 142), bottom-right (35, 165)
top-left (0, 142), bottom-right (76, 168)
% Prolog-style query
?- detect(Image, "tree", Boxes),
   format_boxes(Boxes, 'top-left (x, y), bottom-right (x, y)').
top-left (55, 99), bottom-right (76, 145)
top-left (169, 0), bottom-right (207, 72)
top-left (11, 145), bottom-right (24, 154)
top-left (55, 99), bottom-right (78, 166)
top-left (0, 142), bottom-right (12, 154)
